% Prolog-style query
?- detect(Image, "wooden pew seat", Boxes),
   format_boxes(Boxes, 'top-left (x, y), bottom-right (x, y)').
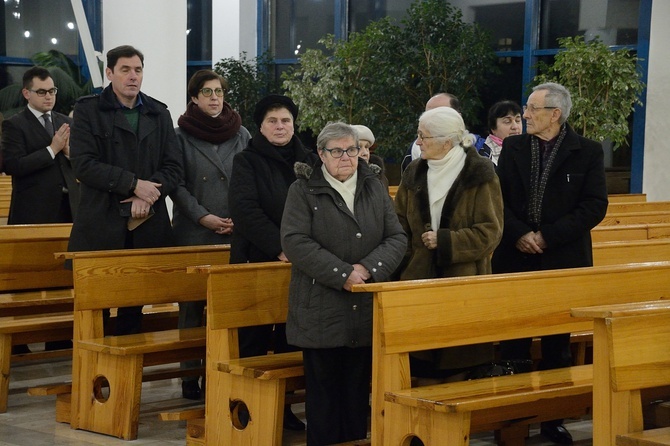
top-left (62, 245), bottom-right (230, 440)
top-left (572, 301), bottom-right (670, 445)
top-left (618, 427), bottom-right (670, 446)
top-left (218, 351), bottom-right (303, 380)
top-left (0, 223), bottom-right (73, 413)
top-left (353, 261), bottom-right (670, 446)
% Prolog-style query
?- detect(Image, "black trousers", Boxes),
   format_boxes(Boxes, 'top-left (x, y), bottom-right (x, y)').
top-left (303, 346), bottom-right (372, 446)
top-left (500, 333), bottom-right (572, 428)
top-left (238, 323), bottom-right (296, 357)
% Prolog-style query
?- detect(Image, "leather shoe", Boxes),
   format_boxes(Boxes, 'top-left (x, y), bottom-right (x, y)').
top-left (181, 380), bottom-right (202, 400)
top-left (11, 344), bottom-right (31, 354)
top-left (283, 406), bottom-right (305, 431)
top-left (540, 423), bottom-right (573, 444)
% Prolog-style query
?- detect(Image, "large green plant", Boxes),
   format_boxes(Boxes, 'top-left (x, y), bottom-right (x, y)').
top-left (283, 0), bottom-right (497, 161)
top-left (0, 50), bottom-right (94, 118)
top-left (214, 52), bottom-right (279, 133)
top-left (534, 36), bottom-right (644, 149)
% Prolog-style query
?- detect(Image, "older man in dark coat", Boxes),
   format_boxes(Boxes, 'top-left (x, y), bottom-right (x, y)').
top-left (492, 82), bottom-right (608, 444)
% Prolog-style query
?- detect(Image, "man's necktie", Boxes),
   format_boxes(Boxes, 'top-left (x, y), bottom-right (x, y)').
top-left (42, 113), bottom-right (54, 137)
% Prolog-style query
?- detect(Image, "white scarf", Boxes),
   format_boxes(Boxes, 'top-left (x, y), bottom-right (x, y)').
top-left (322, 164), bottom-right (358, 214)
top-left (427, 146), bottom-right (467, 231)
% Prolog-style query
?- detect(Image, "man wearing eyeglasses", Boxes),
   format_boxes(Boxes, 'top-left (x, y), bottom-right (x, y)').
top-left (67, 45), bottom-right (182, 336)
top-left (1, 66), bottom-right (80, 353)
top-left (1, 66), bottom-right (79, 225)
top-left (492, 82), bottom-right (608, 445)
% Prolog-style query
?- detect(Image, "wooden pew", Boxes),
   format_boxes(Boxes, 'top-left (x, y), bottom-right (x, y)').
top-left (599, 211), bottom-right (670, 226)
top-left (187, 262), bottom-right (303, 446)
top-left (593, 238), bottom-right (670, 266)
top-left (609, 193), bottom-right (647, 203)
top-left (61, 244), bottom-right (230, 440)
top-left (607, 201), bottom-right (670, 214)
top-left (572, 300), bottom-right (670, 446)
top-left (0, 175), bottom-right (10, 225)
top-left (0, 223), bottom-right (73, 413)
top-left (351, 261), bottom-right (670, 446)
top-left (592, 223), bottom-right (670, 243)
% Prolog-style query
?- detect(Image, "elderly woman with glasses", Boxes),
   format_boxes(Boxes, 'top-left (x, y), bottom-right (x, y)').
top-left (169, 69), bottom-right (251, 400)
top-left (395, 106), bottom-right (504, 382)
top-left (281, 122), bottom-right (406, 445)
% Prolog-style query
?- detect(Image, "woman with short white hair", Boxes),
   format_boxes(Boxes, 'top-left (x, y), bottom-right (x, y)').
top-left (395, 106), bottom-right (504, 381)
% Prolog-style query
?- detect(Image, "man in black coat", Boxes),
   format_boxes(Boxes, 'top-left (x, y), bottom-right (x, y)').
top-left (1, 66), bottom-right (79, 224)
top-left (492, 82), bottom-right (608, 444)
top-left (68, 45), bottom-right (182, 336)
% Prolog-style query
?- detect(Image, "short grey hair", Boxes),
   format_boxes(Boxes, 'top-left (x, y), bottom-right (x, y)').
top-left (533, 82), bottom-right (572, 124)
top-left (419, 106), bottom-right (475, 148)
top-left (316, 122), bottom-right (359, 151)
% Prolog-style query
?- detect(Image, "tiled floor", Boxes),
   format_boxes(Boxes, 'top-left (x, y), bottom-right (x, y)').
top-left (0, 352), bottom-right (594, 445)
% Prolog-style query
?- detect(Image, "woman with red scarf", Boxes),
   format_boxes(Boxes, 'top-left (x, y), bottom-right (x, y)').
top-left (170, 69), bottom-right (250, 400)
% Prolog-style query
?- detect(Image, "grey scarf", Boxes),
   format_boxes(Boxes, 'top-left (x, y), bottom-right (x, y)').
top-left (528, 124), bottom-right (568, 226)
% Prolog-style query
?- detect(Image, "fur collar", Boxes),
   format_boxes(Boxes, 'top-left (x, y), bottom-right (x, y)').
top-left (294, 160), bottom-right (380, 180)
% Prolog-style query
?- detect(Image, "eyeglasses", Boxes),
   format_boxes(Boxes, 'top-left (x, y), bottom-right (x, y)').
top-left (523, 104), bottom-right (556, 114)
top-left (416, 133), bottom-right (445, 142)
top-left (28, 87), bottom-right (58, 97)
top-left (199, 87), bottom-right (224, 97)
top-left (322, 146), bottom-right (360, 158)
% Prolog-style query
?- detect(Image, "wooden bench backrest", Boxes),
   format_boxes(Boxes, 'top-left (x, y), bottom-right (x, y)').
top-left (591, 223), bottom-right (670, 242)
top-left (62, 245), bottom-right (230, 311)
top-left (205, 262), bottom-right (292, 333)
top-left (599, 211), bottom-right (670, 226)
top-left (607, 311), bottom-right (670, 392)
top-left (356, 262), bottom-right (670, 445)
top-left (0, 223), bottom-right (72, 291)
top-left (593, 239), bottom-right (670, 266)
top-left (608, 193), bottom-right (646, 203)
top-left (607, 201), bottom-right (670, 214)
top-left (363, 262), bottom-right (670, 355)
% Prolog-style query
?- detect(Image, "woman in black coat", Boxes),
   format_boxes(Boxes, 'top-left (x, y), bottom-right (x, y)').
top-left (228, 94), bottom-right (317, 430)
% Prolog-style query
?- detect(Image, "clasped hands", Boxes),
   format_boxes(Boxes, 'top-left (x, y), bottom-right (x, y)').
top-left (51, 123), bottom-right (70, 157)
top-left (515, 231), bottom-right (547, 254)
top-left (120, 179), bottom-right (162, 218)
top-left (343, 263), bottom-right (371, 291)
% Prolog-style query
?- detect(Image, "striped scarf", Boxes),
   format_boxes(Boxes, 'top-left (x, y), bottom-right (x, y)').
top-left (527, 124), bottom-right (568, 227)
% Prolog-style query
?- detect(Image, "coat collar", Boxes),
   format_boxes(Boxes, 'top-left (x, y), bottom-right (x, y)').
top-left (401, 146), bottom-right (496, 229)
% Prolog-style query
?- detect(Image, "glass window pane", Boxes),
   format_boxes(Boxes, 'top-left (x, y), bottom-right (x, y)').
top-left (349, 0), bottom-right (414, 34)
top-left (471, 2), bottom-right (525, 51)
top-left (272, 0), bottom-right (335, 59)
top-left (540, 0), bottom-right (639, 49)
top-left (2, 0), bottom-right (79, 58)
top-left (187, 0), bottom-right (212, 61)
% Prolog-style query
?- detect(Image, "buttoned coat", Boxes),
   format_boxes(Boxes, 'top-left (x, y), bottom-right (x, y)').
top-left (170, 126), bottom-right (250, 246)
top-left (491, 124), bottom-right (608, 273)
top-left (228, 135), bottom-right (318, 264)
top-left (1, 107), bottom-right (79, 223)
top-left (281, 161), bottom-right (406, 349)
top-left (68, 86), bottom-right (182, 252)
top-left (395, 146), bottom-right (504, 281)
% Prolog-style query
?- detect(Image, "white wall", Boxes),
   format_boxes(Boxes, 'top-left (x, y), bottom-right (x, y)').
top-left (643, 0), bottom-right (670, 201)
top-left (102, 0), bottom-right (187, 124)
top-left (213, 0), bottom-right (257, 63)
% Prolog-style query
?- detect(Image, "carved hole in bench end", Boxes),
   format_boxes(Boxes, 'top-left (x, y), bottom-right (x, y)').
top-left (405, 435), bottom-right (426, 446)
top-left (93, 375), bottom-right (110, 403)
top-left (229, 399), bottom-right (250, 430)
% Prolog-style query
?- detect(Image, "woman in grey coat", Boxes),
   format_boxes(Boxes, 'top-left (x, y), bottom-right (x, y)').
top-left (281, 122), bottom-right (406, 445)
top-left (169, 69), bottom-right (250, 400)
